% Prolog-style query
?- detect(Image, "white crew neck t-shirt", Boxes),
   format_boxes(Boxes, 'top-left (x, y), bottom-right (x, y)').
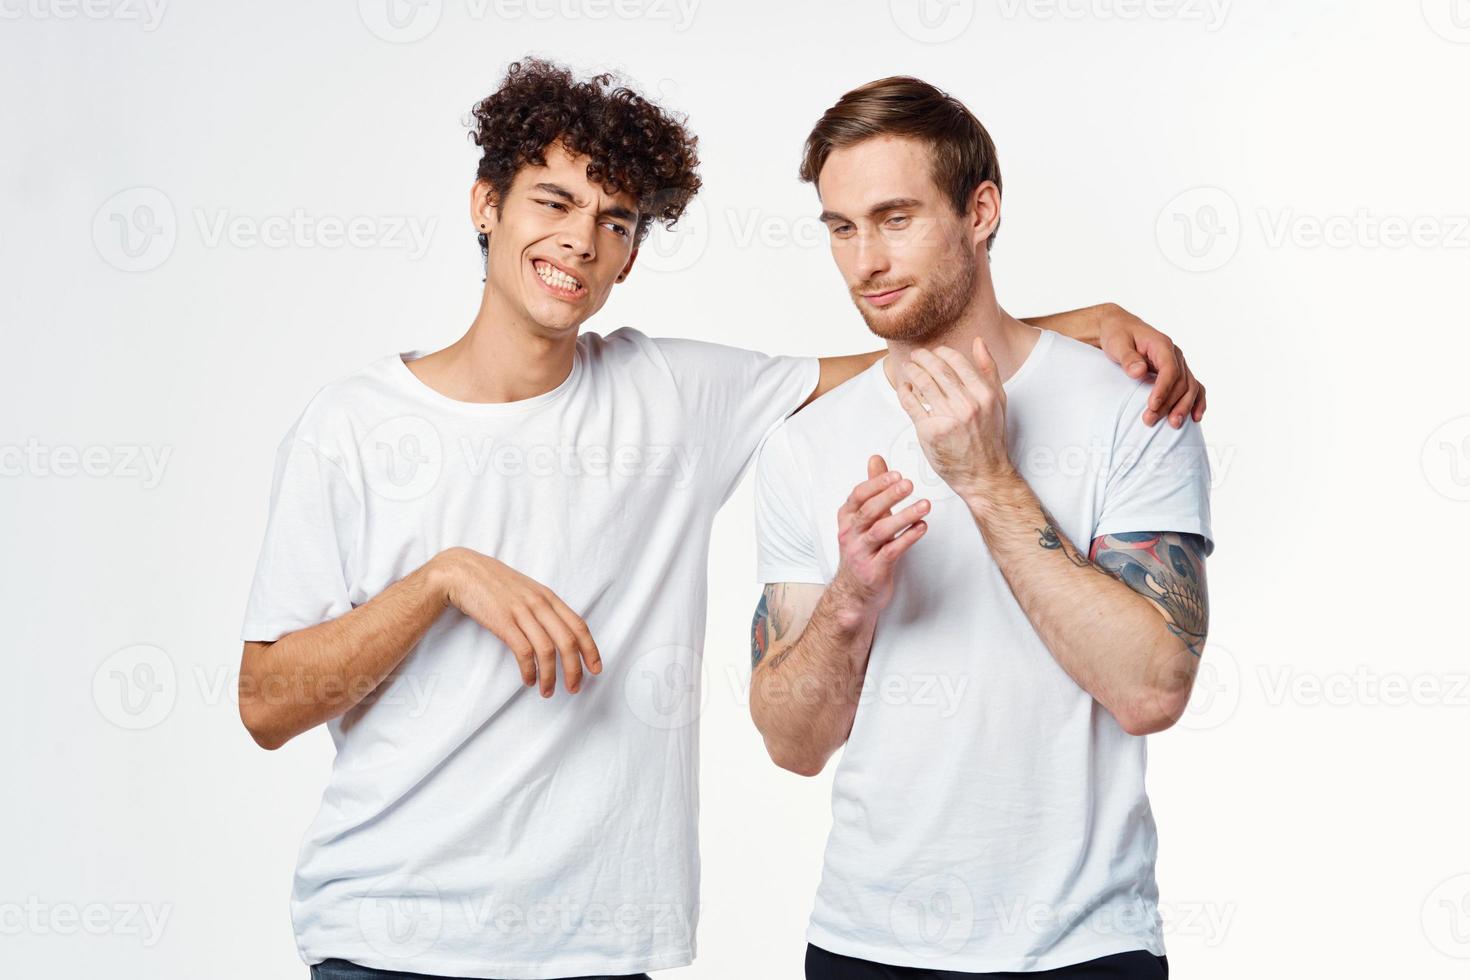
top-left (241, 326), bottom-right (817, 979)
top-left (753, 329), bottom-right (1213, 973)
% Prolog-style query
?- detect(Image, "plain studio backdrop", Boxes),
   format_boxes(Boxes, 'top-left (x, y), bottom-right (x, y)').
top-left (3, 2), bottom-right (1468, 977)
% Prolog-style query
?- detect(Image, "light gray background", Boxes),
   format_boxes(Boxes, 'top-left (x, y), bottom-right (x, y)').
top-left (3, 1), bottom-right (1469, 977)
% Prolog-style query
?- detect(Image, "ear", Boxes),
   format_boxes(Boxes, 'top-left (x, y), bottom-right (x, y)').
top-left (614, 246), bottom-right (639, 284)
top-left (471, 180), bottom-right (500, 235)
top-left (969, 180), bottom-right (1001, 250)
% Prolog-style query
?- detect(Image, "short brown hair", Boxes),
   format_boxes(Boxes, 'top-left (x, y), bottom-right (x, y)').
top-left (468, 59), bottom-right (702, 253)
top-left (799, 76), bottom-right (1002, 249)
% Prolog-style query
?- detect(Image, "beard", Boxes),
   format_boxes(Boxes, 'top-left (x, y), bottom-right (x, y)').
top-left (851, 245), bottom-right (979, 345)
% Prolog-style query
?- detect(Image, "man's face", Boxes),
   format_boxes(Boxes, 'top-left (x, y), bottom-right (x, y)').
top-left (817, 136), bottom-right (983, 344)
top-left (477, 143), bottom-right (640, 336)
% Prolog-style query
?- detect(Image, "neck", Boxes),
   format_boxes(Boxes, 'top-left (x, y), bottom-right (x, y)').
top-left (881, 267), bottom-right (1039, 390)
top-left (408, 282), bottom-right (579, 404)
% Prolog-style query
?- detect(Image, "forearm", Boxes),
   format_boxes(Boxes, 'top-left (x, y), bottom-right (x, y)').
top-left (750, 582), bottom-right (877, 776)
top-left (963, 474), bottom-right (1193, 735)
top-left (1020, 303), bottom-right (1119, 347)
top-left (238, 555), bottom-right (453, 749)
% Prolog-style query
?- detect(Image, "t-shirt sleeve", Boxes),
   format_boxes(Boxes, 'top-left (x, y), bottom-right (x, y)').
top-left (752, 427), bottom-right (827, 585)
top-left (1094, 380), bottom-right (1215, 555)
top-left (652, 337), bottom-right (820, 499)
top-left (240, 432), bottom-right (362, 641)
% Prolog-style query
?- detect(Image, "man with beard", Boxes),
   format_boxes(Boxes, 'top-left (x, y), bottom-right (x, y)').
top-left (749, 77), bottom-right (1212, 979)
top-left (238, 60), bottom-right (1204, 979)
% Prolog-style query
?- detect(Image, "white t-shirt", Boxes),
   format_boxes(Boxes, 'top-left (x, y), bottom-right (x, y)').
top-left (241, 327), bottom-right (818, 979)
top-left (753, 329), bottom-right (1213, 972)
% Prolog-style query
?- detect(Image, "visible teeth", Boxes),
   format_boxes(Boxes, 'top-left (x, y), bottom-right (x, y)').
top-left (536, 262), bottom-right (580, 291)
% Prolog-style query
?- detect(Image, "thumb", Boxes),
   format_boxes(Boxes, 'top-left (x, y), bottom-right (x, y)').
top-left (868, 454), bottom-right (887, 480)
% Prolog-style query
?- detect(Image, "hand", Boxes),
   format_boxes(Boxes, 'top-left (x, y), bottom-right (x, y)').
top-left (897, 341), bottom-right (1013, 499)
top-left (434, 547), bottom-right (602, 697)
top-left (1097, 305), bottom-right (1206, 427)
top-left (832, 455), bottom-right (929, 614)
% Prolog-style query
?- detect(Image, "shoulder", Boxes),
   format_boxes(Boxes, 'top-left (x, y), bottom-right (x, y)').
top-left (1031, 331), bottom-right (1153, 425)
top-left (273, 354), bottom-right (408, 460)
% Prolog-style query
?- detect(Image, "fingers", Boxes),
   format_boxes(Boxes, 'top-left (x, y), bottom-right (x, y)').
top-left (845, 468), bottom-right (902, 513)
top-left (1164, 368), bottom-right (1201, 429)
top-left (512, 609), bottom-right (560, 698)
top-left (896, 379), bottom-right (928, 423)
top-left (966, 338), bottom-right (1001, 390)
top-left (494, 620), bottom-right (539, 688)
top-left (545, 591), bottom-right (602, 676)
top-left (867, 454), bottom-right (887, 480)
top-left (532, 600), bottom-right (585, 695)
top-left (1193, 383), bottom-right (1207, 423)
top-left (1143, 343), bottom-right (1184, 426)
top-left (869, 499), bottom-right (930, 542)
top-left (876, 519), bottom-right (928, 560)
top-left (902, 359), bottom-right (949, 415)
top-left (853, 476), bottom-right (916, 529)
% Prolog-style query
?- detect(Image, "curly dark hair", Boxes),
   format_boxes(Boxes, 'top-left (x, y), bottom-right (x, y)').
top-left (468, 59), bottom-right (701, 255)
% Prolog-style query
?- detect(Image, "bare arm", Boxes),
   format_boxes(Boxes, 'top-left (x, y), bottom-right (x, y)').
top-left (967, 486), bottom-right (1210, 735)
top-left (896, 342), bottom-right (1210, 736)
top-left (805, 304), bottom-right (1205, 425)
top-left (238, 548), bottom-right (601, 750)
top-left (749, 456), bottom-right (929, 775)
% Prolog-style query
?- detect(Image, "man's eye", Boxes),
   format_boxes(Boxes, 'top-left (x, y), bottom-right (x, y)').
top-left (604, 222), bottom-right (629, 237)
top-left (833, 224), bottom-right (854, 236)
top-left (886, 215), bottom-right (910, 227)
top-left (538, 200), bottom-right (567, 212)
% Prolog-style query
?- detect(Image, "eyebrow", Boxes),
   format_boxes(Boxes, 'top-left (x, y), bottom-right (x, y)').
top-left (532, 182), bottom-right (638, 225)
top-left (819, 197), bottom-right (924, 224)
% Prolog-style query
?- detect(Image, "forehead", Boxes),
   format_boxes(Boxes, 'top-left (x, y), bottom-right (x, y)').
top-left (511, 142), bottom-right (641, 212)
top-left (818, 136), bottom-right (942, 211)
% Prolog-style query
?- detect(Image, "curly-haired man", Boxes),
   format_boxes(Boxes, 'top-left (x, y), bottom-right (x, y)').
top-left (236, 60), bottom-right (1205, 980)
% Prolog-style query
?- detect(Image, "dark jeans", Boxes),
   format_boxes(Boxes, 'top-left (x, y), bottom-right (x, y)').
top-left (310, 957), bottom-right (651, 980)
top-left (806, 944), bottom-right (1169, 980)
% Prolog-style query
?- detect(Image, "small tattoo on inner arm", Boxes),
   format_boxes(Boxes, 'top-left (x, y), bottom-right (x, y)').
top-left (1037, 521), bottom-right (1092, 569)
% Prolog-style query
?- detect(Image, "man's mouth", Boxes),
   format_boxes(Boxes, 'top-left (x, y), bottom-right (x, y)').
top-left (860, 284), bottom-right (911, 309)
top-left (532, 258), bottom-right (586, 298)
